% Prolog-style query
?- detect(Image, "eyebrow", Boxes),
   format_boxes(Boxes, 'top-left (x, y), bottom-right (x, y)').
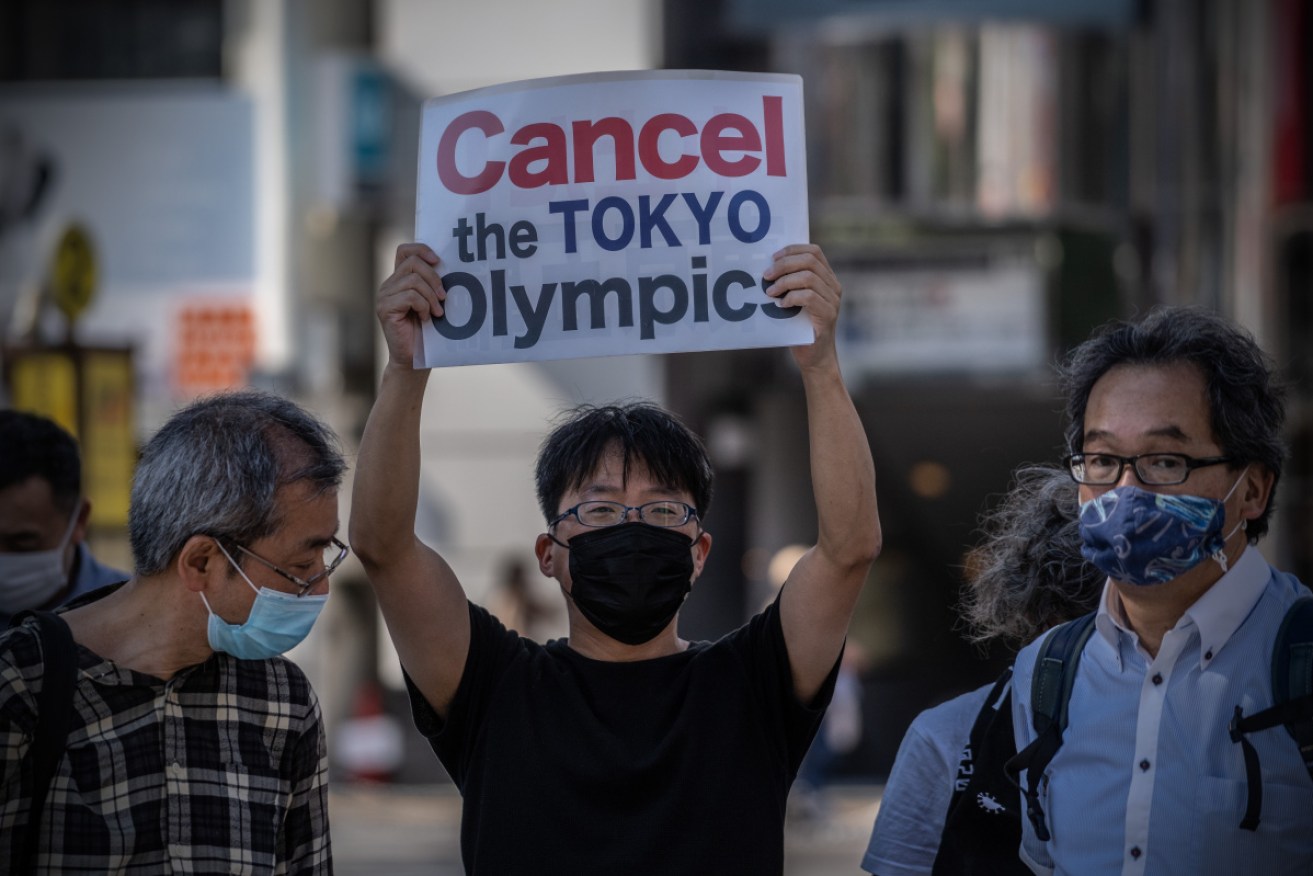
top-left (297, 531), bottom-right (339, 551)
top-left (578, 477), bottom-right (682, 496)
top-left (1084, 425), bottom-right (1192, 445)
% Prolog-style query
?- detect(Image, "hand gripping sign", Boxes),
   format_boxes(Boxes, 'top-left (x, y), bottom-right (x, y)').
top-left (414, 70), bottom-right (812, 367)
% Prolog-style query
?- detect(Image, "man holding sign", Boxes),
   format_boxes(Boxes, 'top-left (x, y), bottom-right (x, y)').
top-left (355, 239), bottom-right (878, 874)
top-left (350, 71), bottom-right (880, 875)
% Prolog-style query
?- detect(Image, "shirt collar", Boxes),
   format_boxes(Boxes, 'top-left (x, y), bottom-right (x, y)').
top-left (1094, 545), bottom-right (1269, 670)
top-left (1094, 581), bottom-right (1127, 668)
top-left (1177, 545), bottom-right (1269, 669)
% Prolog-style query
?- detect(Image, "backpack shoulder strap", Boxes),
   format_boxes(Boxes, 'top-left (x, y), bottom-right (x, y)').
top-left (945, 667), bottom-right (1014, 807)
top-left (1029, 612), bottom-right (1098, 738)
top-left (12, 609), bottom-right (80, 867)
top-left (1228, 594), bottom-right (1313, 831)
top-left (932, 668), bottom-right (1033, 876)
top-left (1271, 595), bottom-right (1313, 753)
top-left (1003, 612), bottom-right (1097, 843)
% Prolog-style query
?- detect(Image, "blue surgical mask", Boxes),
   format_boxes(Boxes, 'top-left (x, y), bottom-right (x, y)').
top-left (201, 542), bottom-right (328, 660)
top-left (1078, 470), bottom-right (1248, 587)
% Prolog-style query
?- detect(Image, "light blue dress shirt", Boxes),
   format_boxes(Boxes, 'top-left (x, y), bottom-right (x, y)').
top-left (1011, 547), bottom-right (1313, 875)
top-left (862, 682), bottom-right (995, 875)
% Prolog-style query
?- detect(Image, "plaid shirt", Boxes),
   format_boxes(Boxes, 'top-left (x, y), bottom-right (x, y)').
top-left (0, 599), bottom-right (331, 874)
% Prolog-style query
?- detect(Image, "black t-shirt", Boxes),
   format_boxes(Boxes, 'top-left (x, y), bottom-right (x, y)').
top-left (405, 594), bottom-right (838, 875)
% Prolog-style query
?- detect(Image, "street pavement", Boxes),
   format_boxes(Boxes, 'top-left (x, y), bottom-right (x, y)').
top-left (330, 782), bottom-right (883, 875)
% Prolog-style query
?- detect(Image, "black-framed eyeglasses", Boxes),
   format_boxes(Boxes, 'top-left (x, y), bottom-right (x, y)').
top-left (234, 537), bottom-right (350, 597)
top-left (1064, 452), bottom-right (1234, 487)
top-left (549, 500), bottom-right (698, 529)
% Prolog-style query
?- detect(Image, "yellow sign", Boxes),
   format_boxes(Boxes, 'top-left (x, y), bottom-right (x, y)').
top-left (6, 347), bottom-right (137, 530)
top-left (51, 223), bottom-right (98, 324)
top-left (10, 352), bottom-right (79, 433)
top-left (81, 351), bottom-right (136, 527)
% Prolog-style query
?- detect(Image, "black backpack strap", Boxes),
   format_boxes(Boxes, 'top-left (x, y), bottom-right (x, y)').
top-left (1003, 612), bottom-right (1097, 843)
top-left (1229, 595), bottom-right (1313, 831)
top-left (932, 668), bottom-right (1032, 876)
top-left (12, 609), bottom-right (80, 868)
top-left (1273, 596), bottom-right (1313, 770)
top-left (941, 668), bottom-right (1014, 815)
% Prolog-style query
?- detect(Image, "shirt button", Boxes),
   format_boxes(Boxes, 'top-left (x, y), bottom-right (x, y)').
top-left (1130, 846), bottom-right (1143, 860)
top-left (1139, 759), bottom-right (1151, 771)
top-left (1204, 649), bottom-right (1214, 660)
top-left (1151, 673), bottom-right (1163, 685)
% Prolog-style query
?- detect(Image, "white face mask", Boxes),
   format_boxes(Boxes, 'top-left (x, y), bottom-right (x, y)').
top-left (0, 502), bottom-right (80, 615)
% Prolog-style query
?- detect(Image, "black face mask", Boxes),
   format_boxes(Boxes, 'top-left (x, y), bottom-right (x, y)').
top-left (560, 523), bottom-right (695, 646)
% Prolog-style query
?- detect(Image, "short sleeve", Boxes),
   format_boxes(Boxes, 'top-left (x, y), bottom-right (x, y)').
top-left (404, 601), bottom-right (524, 788)
top-left (733, 592), bottom-right (841, 774)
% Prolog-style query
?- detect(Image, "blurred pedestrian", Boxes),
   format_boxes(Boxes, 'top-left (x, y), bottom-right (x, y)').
top-left (0, 410), bottom-right (128, 627)
top-left (1010, 307), bottom-right (1312, 874)
top-left (351, 241), bottom-right (880, 874)
top-left (862, 465), bottom-right (1104, 876)
top-left (0, 390), bottom-right (345, 873)
top-left (793, 641), bottom-right (867, 823)
top-left (485, 554), bottom-right (560, 642)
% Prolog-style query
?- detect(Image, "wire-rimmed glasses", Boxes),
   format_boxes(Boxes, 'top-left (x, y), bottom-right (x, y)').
top-left (233, 536), bottom-right (350, 597)
top-left (549, 500), bottom-right (698, 529)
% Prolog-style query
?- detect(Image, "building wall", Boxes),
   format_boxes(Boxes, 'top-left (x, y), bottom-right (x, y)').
top-left (370, 0), bottom-right (667, 658)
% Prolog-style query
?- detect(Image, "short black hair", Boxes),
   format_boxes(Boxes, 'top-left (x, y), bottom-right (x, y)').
top-left (534, 401), bottom-right (713, 523)
top-left (1060, 306), bottom-right (1286, 540)
top-left (0, 410), bottom-right (82, 513)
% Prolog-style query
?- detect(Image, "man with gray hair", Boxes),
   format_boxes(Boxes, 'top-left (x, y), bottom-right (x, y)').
top-left (0, 390), bottom-right (345, 873)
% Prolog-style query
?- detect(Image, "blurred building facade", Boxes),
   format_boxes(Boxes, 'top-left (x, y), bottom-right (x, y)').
top-left (2, 0), bottom-right (1310, 780)
top-left (662, 0), bottom-right (1313, 774)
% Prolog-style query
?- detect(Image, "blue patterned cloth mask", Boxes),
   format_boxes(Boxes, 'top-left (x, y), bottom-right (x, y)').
top-left (1078, 474), bottom-right (1246, 587)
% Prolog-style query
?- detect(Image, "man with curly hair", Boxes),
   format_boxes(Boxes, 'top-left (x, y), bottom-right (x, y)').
top-left (862, 465), bottom-right (1103, 876)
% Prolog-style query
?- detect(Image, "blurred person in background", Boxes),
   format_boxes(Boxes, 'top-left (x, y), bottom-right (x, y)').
top-left (1010, 307), bottom-right (1313, 875)
top-left (351, 241), bottom-right (880, 875)
top-left (485, 554), bottom-right (561, 642)
top-left (862, 465), bottom-right (1104, 876)
top-left (792, 640), bottom-right (868, 825)
top-left (0, 390), bottom-right (344, 873)
top-left (0, 410), bottom-right (128, 627)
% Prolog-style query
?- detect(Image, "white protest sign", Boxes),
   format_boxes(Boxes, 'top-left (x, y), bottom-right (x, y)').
top-left (414, 69), bottom-right (811, 367)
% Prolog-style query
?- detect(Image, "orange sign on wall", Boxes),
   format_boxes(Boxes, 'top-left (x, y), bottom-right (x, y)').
top-left (174, 303), bottom-right (257, 396)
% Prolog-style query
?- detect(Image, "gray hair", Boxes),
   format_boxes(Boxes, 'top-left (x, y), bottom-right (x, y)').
top-left (129, 390), bottom-right (346, 575)
top-left (958, 465), bottom-right (1105, 647)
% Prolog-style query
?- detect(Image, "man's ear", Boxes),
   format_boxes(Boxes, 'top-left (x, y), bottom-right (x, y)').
top-left (177, 536), bottom-right (224, 593)
top-left (690, 530), bottom-right (713, 582)
top-left (534, 532), bottom-right (558, 578)
top-left (70, 498), bottom-right (92, 545)
top-left (1239, 465), bottom-right (1276, 524)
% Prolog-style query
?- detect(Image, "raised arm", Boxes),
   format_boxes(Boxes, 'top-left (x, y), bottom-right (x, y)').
top-left (763, 244), bottom-right (881, 703)
top-left (349, 243), bottom-right (470, 718)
